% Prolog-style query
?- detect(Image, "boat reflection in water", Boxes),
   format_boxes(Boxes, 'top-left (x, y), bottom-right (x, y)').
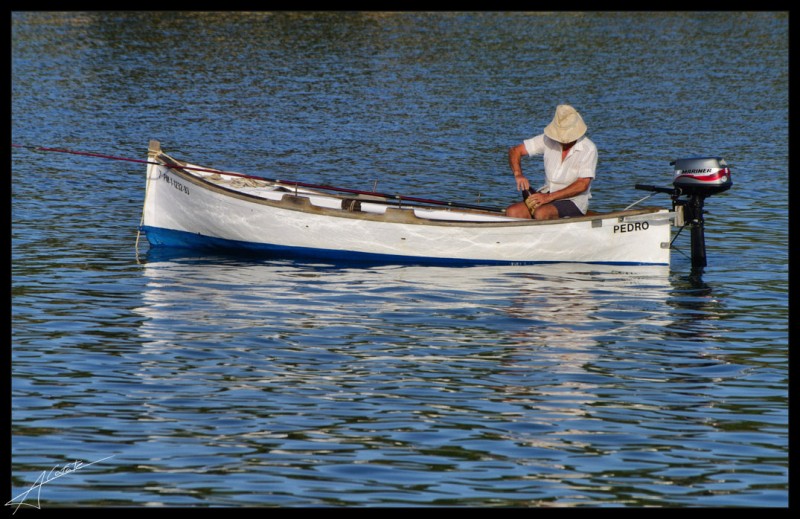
top-left (132, 249), bottom-right (677, 385)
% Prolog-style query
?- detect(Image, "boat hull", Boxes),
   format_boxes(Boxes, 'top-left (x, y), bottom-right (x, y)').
top-left (140, 144), bottom-right (673, 266)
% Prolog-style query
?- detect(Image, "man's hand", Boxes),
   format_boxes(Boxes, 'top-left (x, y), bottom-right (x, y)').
top-left (525, 191), bottom-right (550, 207)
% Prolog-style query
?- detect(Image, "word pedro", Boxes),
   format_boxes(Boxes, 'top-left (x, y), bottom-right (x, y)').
top-left (613, 221), bottom-right (649, 233)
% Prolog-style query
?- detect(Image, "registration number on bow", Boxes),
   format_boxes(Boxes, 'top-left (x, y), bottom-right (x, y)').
top-left (162, 173), bottom-right (190, 196)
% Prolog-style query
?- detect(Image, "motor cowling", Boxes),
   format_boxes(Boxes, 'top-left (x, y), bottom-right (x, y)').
top-left (672, 157), bottom-right (732, 196)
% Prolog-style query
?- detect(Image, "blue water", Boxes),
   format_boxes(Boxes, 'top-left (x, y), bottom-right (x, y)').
top-left (10, 11), bottom-right (788, 508)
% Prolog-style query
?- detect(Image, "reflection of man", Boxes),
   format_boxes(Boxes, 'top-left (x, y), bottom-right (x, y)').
top-left (505, 105), bottom-right (598, 220)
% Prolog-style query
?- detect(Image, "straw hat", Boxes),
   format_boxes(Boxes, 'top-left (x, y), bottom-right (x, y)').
top-left (543, 104), bottom-right (587, 144)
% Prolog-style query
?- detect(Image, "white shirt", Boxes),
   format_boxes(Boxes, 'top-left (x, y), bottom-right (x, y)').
top-left (522, 134), bottom-right (597, 214)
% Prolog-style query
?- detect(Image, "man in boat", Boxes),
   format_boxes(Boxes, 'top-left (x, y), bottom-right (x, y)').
top-left (505, 104), bottom-right (597, 220)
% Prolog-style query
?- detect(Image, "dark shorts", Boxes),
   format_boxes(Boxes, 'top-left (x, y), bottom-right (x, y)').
top-left (552, 199), bottom-right (584, 218)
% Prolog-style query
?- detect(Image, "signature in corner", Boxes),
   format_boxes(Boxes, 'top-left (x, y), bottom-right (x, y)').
top-left (5, 455), bottom-right (114, 515)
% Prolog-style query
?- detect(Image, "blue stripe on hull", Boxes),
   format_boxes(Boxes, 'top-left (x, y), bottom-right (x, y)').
top-left (139, 225), bottom-right (667, 266)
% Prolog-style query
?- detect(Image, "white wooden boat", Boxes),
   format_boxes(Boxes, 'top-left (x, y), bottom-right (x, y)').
top-left (139, 140), bottom-right (730, 267)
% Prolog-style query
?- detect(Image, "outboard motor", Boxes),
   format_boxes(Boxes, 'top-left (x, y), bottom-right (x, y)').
top-left (636, 157), bottom-right (732, 270)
